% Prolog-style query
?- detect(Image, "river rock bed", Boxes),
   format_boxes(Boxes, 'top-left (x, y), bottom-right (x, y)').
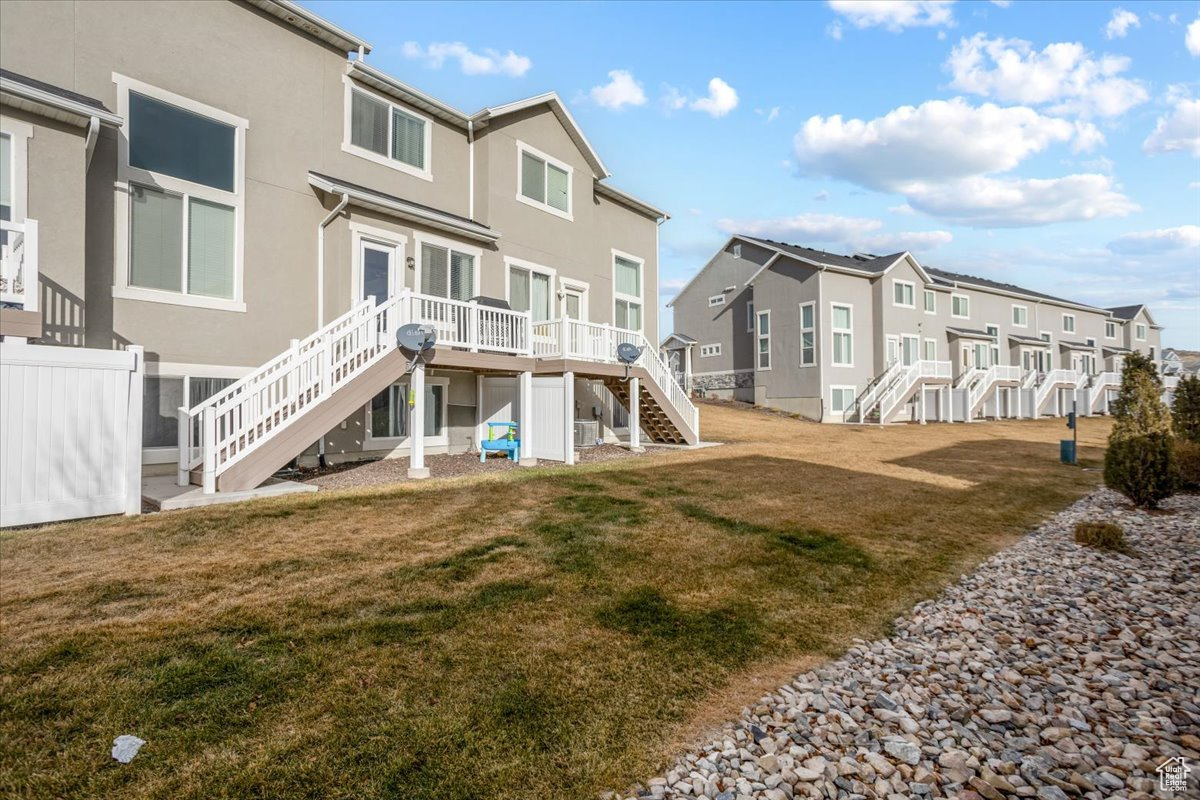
top-left (622, 489), bottom-right (1199, 800)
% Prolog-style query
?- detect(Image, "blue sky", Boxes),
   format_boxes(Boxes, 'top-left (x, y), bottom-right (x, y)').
top-left (306, 0), bottom-right (1200, 348)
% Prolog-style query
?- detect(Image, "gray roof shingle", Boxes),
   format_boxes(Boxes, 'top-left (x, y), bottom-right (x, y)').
top-left (0, 68), bottom-right (111, 112)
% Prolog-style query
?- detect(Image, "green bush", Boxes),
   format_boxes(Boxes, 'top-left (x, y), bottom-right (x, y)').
top-left (1104, 352), bottom-right (1177, 508)
top-left (1173, 375), bottom-right (1200, 444)
top-left (1177, 440), bottom-right (1200, 491)
top-left (1074, 520), bottom-right (1127, 551)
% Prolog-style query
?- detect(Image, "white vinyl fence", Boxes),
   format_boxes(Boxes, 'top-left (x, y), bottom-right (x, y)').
top-left (1, 343), bottom-right (144, 527)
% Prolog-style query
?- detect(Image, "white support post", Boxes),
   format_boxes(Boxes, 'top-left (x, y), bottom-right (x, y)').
top-left (561, 316), bottom-right (571, 359)
top-left (941, 385), bottom-right (949, 422)
top-left (23, 218), bottom-right (39, 313)
top-left (629, 376), bottom-right (643, 450)
top-left (201, 406), bottom-right (217, 494)
top-left (408, 363), bottom-right (429, 478)
top-left (475, 374), bottom-right (484, 453)
top-left (125, 346), bottom-right (144, 515)
top-left (519, 370), bottom-right (535, 465)
top-left (176, 406), bottom-right (190, 486)
top-left (468, 300), bottom-right (479, 353)
top-left (919, 386), bottom-right (927, 425)
top-left (563, 371), bottom-right (575, 465)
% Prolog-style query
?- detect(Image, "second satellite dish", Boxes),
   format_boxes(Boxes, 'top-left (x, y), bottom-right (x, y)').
top-left (616, 342), bottom-right (643, 381)
top-left (396, 323), bottom-right (437, 373)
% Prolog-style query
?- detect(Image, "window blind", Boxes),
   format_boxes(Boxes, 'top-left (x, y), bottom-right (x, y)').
top-left (187, 198), bottom-right (235, 299)
top-left (392, 108), bottom-right (425, 168)
top-left (521, 152), bottom-right (545, 203)
top-left (614, 257), bottom-right (640, 297)
top-left (547, 163), bottom-right (569, 212)
top-left (509, 267), bottom-right (530, 313)
top-left (449, 251), bottom-right (473, 301)
top-left (421, 244), bottom-right (449, 297)
top-left (130, 185), bottom-right (183, 292)
top-left (351, 90), bottom-right (389, 157)
top-left (531, 271), bottom-right (550, 321)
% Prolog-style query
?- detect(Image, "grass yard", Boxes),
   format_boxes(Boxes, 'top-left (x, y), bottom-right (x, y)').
top-left (0, 405), bottom-right (1110, 800)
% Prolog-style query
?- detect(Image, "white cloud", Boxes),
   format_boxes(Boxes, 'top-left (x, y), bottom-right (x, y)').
top-left (402, 41), bottom-right (531, 77)
top-left (889, 203), bottom-right (917, 215)
top-left (588, 70), bottom-right (647, 110)
top-left (827, 0), bottom-right (955, 32)
top-left (1108, 225), bottom-right (1200, 254)
top-left (659, 277), bottom-right (689, 293)
top-left (1188, 17), bottom-right (1200, 56)
top-left (946, 34), bottom-right (1148, 118)
top-left (827, 21), bottom-right (844, 40)
top-left (690, 77), bottom-right (739, 117)
top-left (1142, 98), bottom-right (1200, 156)
top-left (757, 106), bottom-right (781, 123)
top-left (1105, 8), bottom-right (1140, 39)
top-left (660, 85), bottom-right (687, 112)
top-left (902, 174), bottom-right (1138, 227)
top-left (715, 213), bottom-right (951, 252)
top-left (990, 0), bottom-right (1011, 7)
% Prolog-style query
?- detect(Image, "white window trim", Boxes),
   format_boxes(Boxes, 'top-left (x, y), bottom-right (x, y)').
top-left (503, 255), bottom-right (557, 320)
top-left (747, 301), bottom-right (755, 333)
top-left (756, 309), bottom-right (771, 371)
top-left (612, 248), bottom-right (644, 333)
top-left (141, 363), bottom-right (253, 463)
top-left (1040, 330), bottom-right (1052, 343)
top-left (923, 337), bottom-right (937, 361)
top-left (515, 139), bottom-right (574, 222)
top-left (112, 73), bottom-right (248, 313)
top-left (700, 343), bottom-right (721, 358)
top-left (1135, 323), bottom-right (1146, 341)
top-left (799, 301), bottom-right (816, 367)
top-left (341, 75), bottom-right (433, 182)
top-left (951, 293), bottom-right (970, 320)
top-left (364, 375), bottom-right (451, 449)
top-left (901, 333), bottom-right (920, 366)
top-left (0, 118), bottom-right (32, 222)
top-left (413, 231), bottom-right (483, 300)
top-left (829, 385), bottom-right (856, 416)
top-left (350, 222), bottom-right (407, 303)
top-left (892, 279), bottom-right (916, 309)
top-left (923, 289), bottom-right (936, 315)
top-left (1012, 304), bottom-right (1028, 328)
top-left (708, 294), bottom-right (726, 307)
top-left (1062, 313), bottom-right (1076, 334)
top-left (830, 301), bottom-right (853, 368)
top-left (732, 243), bottom-right (742, 258)
top-left (559, 276), bottom-right (590, 321)
top-left (1105, 321), bottom-right (1117, 339)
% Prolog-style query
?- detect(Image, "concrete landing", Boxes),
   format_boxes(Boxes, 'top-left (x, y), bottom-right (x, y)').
top-left (142, 475), bottom-right (317, 511)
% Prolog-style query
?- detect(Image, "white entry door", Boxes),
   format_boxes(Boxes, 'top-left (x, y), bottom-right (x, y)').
top-left (561, 283), bottom-right (587, 320)
top-left (359, 239), bottom-right (399, 304)
top-left (886, 336), bottom-right (900, 366)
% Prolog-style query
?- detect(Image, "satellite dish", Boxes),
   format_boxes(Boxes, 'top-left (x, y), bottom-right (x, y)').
top-left (616, 342), bottom-right (643, 382)
top-left (396, 324), bottom-right (437, 373)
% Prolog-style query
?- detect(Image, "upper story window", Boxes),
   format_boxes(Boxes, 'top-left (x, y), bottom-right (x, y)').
top-left (1012, 304), bottom-right (1028, 327)
top-left (746, 301), bottom-right (755, 333)
top-left (1136, 323), bottom-right (1146, 340)
top-left (344, 79), bottom-right (432, 181)
top-left (613, 250), bottom-right (643, 332)
top-left (1062, 313), bottom-right (1075, 333)
top-left (986, 324), bottom-right (999, 338)
top-left (708, 294), bottom-right (726, 307)
top-left (517, 141), bottom-right (572, 221)
top-left (799, 302), bottom-right (815, 366)
top-left (1040, 331), bottom-right (1052, 343)
top-left (831, 303), bottom-right (853, 366)
top-left (951, 293), bottom-right (970, 319)
top-left (756, 310), bottom-right (771, 370)
top-left (417, 234), bottom-right (478, 301)
top-left (923, 290), bottom-right (936, 314)
top-left (892, 279), bottom-right (915, 308)
top-left (114, 74), bottom-right (247, 312)
top-left (1105, 321), bottom-right (1117, 338)
top-left (507, 257), bottom-right (554, 322)
top-left (732, 243), bottom-right (742, 258)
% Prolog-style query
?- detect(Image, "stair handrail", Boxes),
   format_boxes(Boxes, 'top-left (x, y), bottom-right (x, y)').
top-left (846, 360), bottom-right (904, 423)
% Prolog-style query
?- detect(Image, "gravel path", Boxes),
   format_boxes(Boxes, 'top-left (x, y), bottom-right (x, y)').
top-left (301, 444), bottom-right (658, 491)
top-left (626, 490), bottom-right (1199, 800)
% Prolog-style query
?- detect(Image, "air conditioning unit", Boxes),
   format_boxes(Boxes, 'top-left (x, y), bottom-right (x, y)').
top-left (573, 419), bottom-right (600, 447)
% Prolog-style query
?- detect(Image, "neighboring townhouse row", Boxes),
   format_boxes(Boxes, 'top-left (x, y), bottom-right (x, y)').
top-left (665, 236), bottom-right (1163, 424)
top-left (0, 0), bottom-right (696, 501)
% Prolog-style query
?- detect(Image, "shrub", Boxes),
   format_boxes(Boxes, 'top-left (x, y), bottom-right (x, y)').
top-left (1177, 440), bottom-right (1200, 491)
top-left (1104, 352), bottom-right (1176, 508)
top-left (1074, 520), bottom-right (1127, 551)
top-left (1173, 375), bottom-right (1200, 444)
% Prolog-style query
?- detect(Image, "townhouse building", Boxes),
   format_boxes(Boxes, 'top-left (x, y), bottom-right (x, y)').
top-left (666, 236), bottom-right (1162, 424)
top-left (0, 0), bottom-right (696, 508)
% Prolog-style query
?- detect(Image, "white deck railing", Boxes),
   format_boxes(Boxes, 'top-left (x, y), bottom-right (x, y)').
top-left (1089, 371), bottom-right (1120, 413)
top-left (877, 360), bottom-right (951, 422)
top-left (846, 361), bottom-right (904, 423)
top-left (0, 219), bottom-right (39, 311)
top-left (1033, 368), bottom-right (1081, 412)
top-left (966, 364), bottom-right (1023, 413)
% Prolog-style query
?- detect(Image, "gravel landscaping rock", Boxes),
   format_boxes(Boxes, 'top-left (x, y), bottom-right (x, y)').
top-left (620, 489), bottom-right (1199, 800)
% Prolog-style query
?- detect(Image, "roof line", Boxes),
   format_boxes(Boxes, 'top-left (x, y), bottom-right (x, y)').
top-left (244, 0), bottom-right (372, 55)
top-left (473, 92), bottom-right (610, 178)
top-left (0, 73), bottom-right (122, 127)
top-left (594, 181), bottom-right (669, 220)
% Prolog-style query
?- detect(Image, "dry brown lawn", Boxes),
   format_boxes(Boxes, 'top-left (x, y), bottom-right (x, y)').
top-left (0, 404), bottom-right (1109, 799)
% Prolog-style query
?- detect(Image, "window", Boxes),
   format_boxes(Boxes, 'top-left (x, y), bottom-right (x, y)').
top-left (902, 334), bottom-right (920, 366)
top-left (923, 290), bottom-right (936, 314)
top-left (799, 302), bottom-right (815, 366)
top-left (974, 342), bottom-right (991, 368)
top-left (1063, 313), bottom-right (1075, 333)
top-left (1012, 305), bottom-right (1028, 327)
top-left (517, 141), bottom-right (572, 219)
top-left (831, 303), bottom-right (853, 366)
top-left (368, 381), bottom-right (446, 444)
top-left (830, 386), bottom-right (856, 414)
top-left (1040, 331), bottom-right (1051, 343)
top-left (747, 301), bottom-right (755, 333)
top-left (1136, 323), bottom-right (1146, 340)
top-left (893, 279), bottom-right (915, 308)
top-left (613, 251), bottom-right (643, 332)
top-left (1086, 337), bottom-right (1096, 347)
top-left (418, 237), bottom-right (477, 301)
top-left (756, 310), bottom-right (771, 369)
top-left (1105, 321), bottom-right (1117, 339)
top-left (708, 294), bottom-right (726, 307)
top-left (732, 243), bottom-right (742, 258)
top-left (923, 338), bottom-right (937, 361)
top-left (0, 131), bottom-right (13, 221)
top-left (700, 343), bottom-right (721, 358)
top-left (343, 78), bottom-right (431, 180)
top-left (115, 75), bottom-right (247, 312)
top-left (351, 223), bottom-right (406, 305)
top-left (951, 294), bottom-right (970, 319)
top-left (142, 371), bottom-right (238, 451)
top-left (508, 260), bottom-right (554, 322)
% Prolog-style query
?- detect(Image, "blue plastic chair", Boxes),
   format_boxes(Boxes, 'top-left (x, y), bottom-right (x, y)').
top-left (480, 421), bottom-right (520, 463)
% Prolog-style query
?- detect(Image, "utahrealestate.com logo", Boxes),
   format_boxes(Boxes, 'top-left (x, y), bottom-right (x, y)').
top-left (1157, 756), bottom-right (1191, 792)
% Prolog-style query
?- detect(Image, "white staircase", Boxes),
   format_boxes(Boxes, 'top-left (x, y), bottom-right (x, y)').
top-left (178, 290), bottom-right (697, 492)
top-left (848, 360), bottom-right (951, 423)
top-left (1089, 371), bottom-right (1120, 414)
top-left (1032, 369), bottom-right (1081, 417)
top-left (965, 365), bottom-right (1023, 418)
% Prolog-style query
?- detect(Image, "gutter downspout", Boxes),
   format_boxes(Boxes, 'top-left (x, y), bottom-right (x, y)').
top-left (467, 119), bottom-right (475, 220)
top-left (315, 192), bottom-right (349, 469)
top-left (84, 116), bottom-right (100, 169)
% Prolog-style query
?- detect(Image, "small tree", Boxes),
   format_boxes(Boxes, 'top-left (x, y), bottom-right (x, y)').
top-left (1104, 352), bottom-right (1176, 508)
top-left (1172, 374), bottom-right (1200, 443)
